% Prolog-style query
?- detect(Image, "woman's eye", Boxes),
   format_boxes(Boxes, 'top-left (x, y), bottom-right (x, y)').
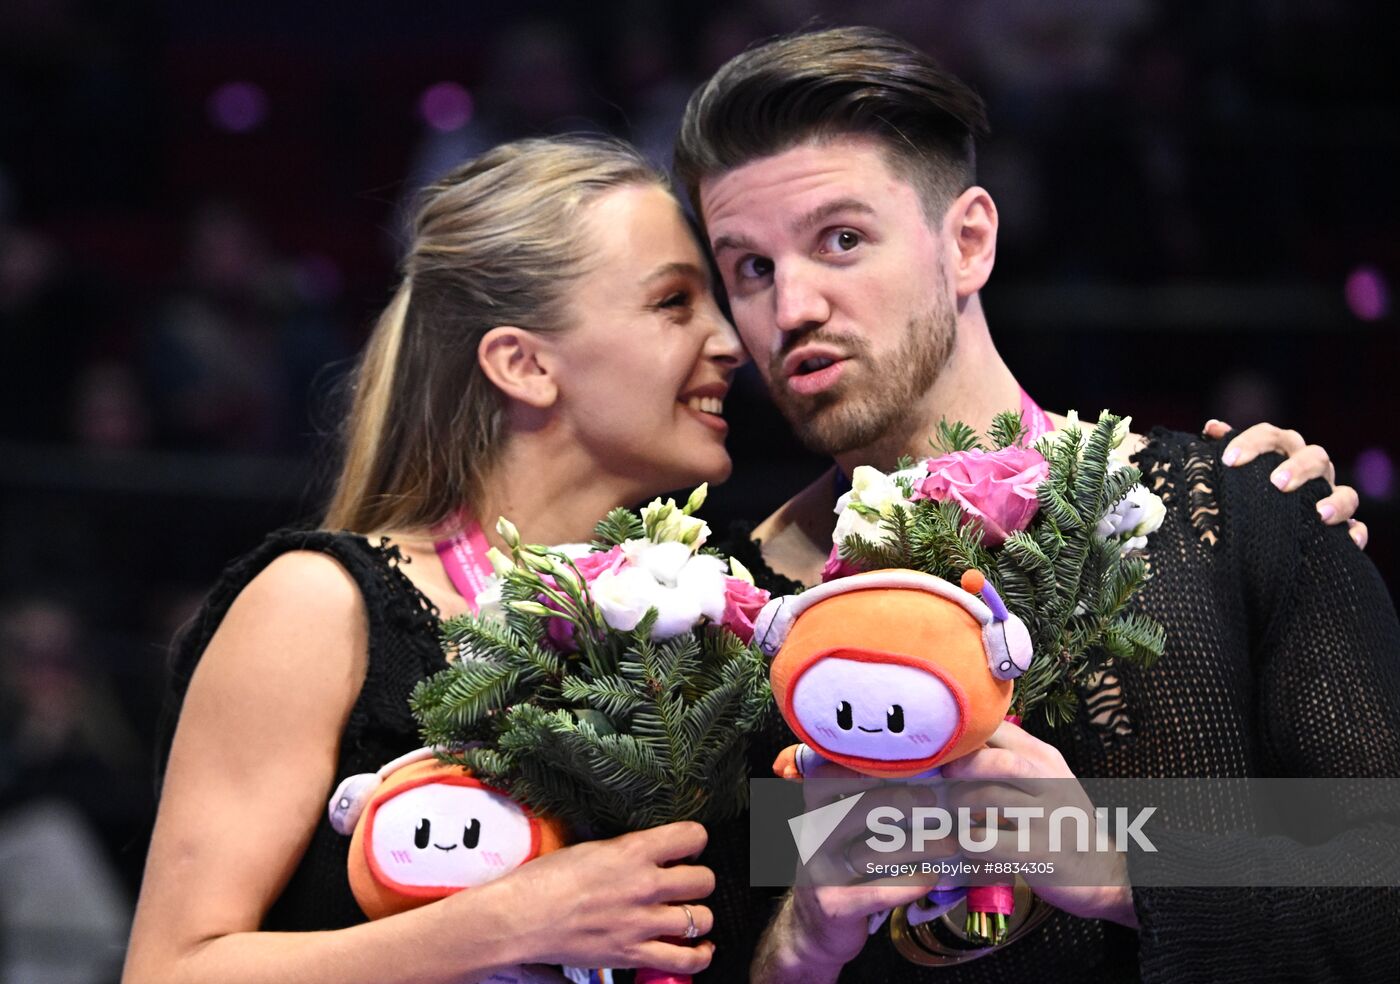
top-left (658, 291), bottom-right (690, 309)
top-left (820, 228), bottom-right (861, 254)
top-left (737, 255), bottom-right (774, 280)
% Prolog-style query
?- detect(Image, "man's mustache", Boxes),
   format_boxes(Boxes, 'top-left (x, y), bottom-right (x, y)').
top-left (769, 332), bottom-right (869, 378)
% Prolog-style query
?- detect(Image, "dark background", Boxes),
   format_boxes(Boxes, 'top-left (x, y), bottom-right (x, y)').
top-left (1, 1), bottom-right (1396, 975)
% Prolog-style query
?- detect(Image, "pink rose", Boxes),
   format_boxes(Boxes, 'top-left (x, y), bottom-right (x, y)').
top-left (542, 546), bottom-right (626, 650)
top-left (821, 544), bottom-right (863, 582)
top-left (573, 545), bottom-right (626, 582)
top-left (914, 446), bottom-right (1048, 547)
top-left (719, 576), bottom-right (771, 643)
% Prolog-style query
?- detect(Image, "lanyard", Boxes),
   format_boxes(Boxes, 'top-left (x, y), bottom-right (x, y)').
top-left (432, 514), bottom-right (495, 614)
top-left (1019, 387), bottom-right (1054, 443)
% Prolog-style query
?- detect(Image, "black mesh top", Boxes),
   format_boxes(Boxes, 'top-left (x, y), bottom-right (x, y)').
top-left (162, 528), bottom-right (759, 981)
top-left (723, 428), bottom-right (1400, 983)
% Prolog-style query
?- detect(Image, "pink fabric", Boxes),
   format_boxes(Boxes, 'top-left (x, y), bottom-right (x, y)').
top-left (635, 971), bottom-right (690, 984)
top-left (1019, 388), bottom-right (1055, 444)
top-left (915, 447), bottom-right (1048, 547)
top-left (719, 577), bottom-right (771, 643)
top-left (968, 884), bottom-right (1016, 916)
top-left (432, 514), bottom-right (496, 612)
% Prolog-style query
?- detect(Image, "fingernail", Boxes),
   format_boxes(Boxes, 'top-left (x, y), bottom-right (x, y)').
top-left (1222, 447), bottom-right (1240, 465)
top-left (1271, 469), bottom-right (1290, 490)
top-left (1317, 502), bottom-right (1336, 522)
top-left (1352, 525), bottom-right (1368, 549)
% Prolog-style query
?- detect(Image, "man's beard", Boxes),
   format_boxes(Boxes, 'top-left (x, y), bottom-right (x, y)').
top-left (767, 296), bottom-right (956, 457)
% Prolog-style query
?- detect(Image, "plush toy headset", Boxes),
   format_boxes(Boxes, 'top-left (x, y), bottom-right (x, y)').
top-left (753, 568), bottom-right (1034, 780)
top-left (328, 747), bottom-right (568, 920)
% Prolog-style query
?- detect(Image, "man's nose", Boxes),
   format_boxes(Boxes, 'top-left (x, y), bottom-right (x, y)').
top-left (773, 263), bottom-right (831, 335)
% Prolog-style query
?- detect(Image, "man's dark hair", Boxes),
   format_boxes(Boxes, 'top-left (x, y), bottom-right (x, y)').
top-left (674, 26), bottom-right (989, 221)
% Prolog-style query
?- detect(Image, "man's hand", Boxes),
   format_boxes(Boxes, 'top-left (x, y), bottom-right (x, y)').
top-left (938, 721), bottom-right (1139, 928)
top-left (752, 759), bottom-right (950, 983)
top-left (1204, 419), bottom-right (1366, 548)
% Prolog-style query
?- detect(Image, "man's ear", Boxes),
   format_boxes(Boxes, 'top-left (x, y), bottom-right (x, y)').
top-left (945, 186), bottom-right (998, 298)
top-left (477, 327), bottom-right (558, 409)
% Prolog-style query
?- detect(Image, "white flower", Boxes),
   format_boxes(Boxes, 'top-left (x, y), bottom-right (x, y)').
top-left (641, 497), bottom-right (711, 550)
top-left (485, 547), bottom-right (514, 576)
top-left (729, 555), bottom-right (755, 585)
top-left (473, 578), bottom-right (506, 624)
top-left (832, 464), bottom-right (923, 547)
top-left (596, 540), bottom-right (729, 639)
top-left (590, 565), bottom-right (661, 633)
top-left (1095, 484), bottom-right (1166, 554)
top-left (1057, 409), bottom-right (1137, 473)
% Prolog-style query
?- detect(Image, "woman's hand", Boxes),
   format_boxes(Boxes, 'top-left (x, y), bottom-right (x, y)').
top-left (484, 821), bottom-right (716, 976)
top-left (1204, 419), bottom-right (1367, 548)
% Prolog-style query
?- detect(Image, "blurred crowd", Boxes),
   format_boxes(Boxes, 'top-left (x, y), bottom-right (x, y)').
top-left (1, 2), bottom-right (1395, 980)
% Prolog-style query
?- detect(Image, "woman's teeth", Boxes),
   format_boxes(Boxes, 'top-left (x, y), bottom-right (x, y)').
top-left (684, 396), bottom-right (724, 415)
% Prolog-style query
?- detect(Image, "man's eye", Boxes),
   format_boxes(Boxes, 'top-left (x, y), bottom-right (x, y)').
top-left (819, 229), bottom-right (861, 254)
top-left (737, 255), bottom-right (774, 280)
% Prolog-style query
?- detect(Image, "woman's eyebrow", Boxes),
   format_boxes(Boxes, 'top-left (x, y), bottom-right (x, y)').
top-left (640, 260), bottom-right (709, 289)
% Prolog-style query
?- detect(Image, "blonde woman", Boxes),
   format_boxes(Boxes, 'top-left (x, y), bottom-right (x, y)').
top-left (122, 137), bottom-right (744, 984)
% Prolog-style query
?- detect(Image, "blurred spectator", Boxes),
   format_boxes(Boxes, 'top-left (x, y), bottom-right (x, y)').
top-left (141, 202), bottom-right (346, 452)
top-left (0, 596), bottom-right (141, 983)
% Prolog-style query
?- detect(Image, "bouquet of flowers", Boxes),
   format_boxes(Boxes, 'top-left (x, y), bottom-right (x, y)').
top-left (771, 409), bottom-right (1166, 947)
top-left (410, 486), bottom-right (772, 982)
top-left (828, 408), bottom-right (1166, 726)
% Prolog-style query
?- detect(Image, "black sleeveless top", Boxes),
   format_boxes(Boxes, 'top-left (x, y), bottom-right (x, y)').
top-left (163, 528), bottom-right (759, 980)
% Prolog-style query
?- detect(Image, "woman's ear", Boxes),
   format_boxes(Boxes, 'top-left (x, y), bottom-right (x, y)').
top-left (945, 186), bottom-right (998, 298)
top-left (478, 327), bottom-right (558, 409)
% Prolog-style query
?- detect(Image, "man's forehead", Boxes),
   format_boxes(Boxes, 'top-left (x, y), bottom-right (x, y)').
top-left (699, 137), bottom-right (915, 238)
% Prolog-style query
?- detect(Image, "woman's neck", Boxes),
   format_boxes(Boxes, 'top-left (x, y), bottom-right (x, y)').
top-left (472, 435), bottom-right (643, 550)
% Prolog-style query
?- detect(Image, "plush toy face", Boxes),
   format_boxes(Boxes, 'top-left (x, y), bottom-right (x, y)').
top-left (367, 780), bottom-right (537, 889)
top-left (790, 652), bottom-right (963, 763)
top-left (770, 582), bottom-right (1014, 778)
top-left (347, 759), bottom-right (566, 919)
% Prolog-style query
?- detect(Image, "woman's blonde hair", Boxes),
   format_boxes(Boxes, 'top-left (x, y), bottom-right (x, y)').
top-left (324, 136), bottom-right (668, 534)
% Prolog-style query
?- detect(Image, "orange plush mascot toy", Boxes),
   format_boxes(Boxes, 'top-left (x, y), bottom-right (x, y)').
top-left (327, 747), bottom-right (568, 920)
top-left (756, 568), bottom-right (1034, 781)
top-left (753, 568), bottom-right (1035, 938)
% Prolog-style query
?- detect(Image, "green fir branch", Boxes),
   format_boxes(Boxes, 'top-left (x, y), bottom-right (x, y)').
top-left (987, 409), bottom-right (1029, 450)
top-left (591, 508), bottom-right (646, 549)
top-left (930, 418), bottom-right (982, 454)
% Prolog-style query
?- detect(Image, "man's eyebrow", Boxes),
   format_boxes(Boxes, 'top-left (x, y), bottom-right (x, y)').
top-left (792, 198), bottom-right (875, 236)
top-left (641, 260), bottom-right (709, 289)
top-left (708, 232), bottom-right (758, 256)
